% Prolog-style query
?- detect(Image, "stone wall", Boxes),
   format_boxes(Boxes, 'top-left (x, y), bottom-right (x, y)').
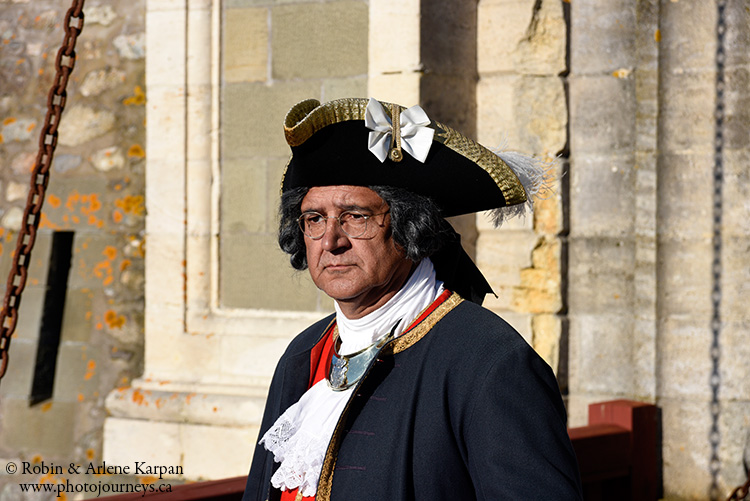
top-left (567, 0), bottom-right (750, 498)
top-left (220, 0), bottom-right (368, 312)
top-left (0, 0), bottom-right (145, 497)
top-left (476, 0), bottom-right (568, 373)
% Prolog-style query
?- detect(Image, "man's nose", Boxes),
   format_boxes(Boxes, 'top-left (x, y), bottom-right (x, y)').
top-left (320, 218), bottom-right (350, 251)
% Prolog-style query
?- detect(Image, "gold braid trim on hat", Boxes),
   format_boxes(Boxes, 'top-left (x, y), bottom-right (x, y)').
top-left (282, 98), bottom-right (527, 206)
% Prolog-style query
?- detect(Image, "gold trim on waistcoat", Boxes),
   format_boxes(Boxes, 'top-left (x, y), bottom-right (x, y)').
top-left (314, 292), bottom-right (464, 500)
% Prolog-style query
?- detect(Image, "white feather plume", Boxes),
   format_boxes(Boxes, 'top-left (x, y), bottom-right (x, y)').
top-left (488, 148), bottom-right (557, 227)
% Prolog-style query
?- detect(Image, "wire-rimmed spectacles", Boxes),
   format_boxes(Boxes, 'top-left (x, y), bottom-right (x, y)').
top-left (297, 210), bottom-right (390, 240)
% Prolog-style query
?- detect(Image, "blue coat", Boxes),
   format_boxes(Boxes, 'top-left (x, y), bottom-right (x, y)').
top-left (243, 293), bottom-right (583, 500)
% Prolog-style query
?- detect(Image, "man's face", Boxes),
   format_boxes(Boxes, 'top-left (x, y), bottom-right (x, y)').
top-left (301, 185), bottom-right (413, 318)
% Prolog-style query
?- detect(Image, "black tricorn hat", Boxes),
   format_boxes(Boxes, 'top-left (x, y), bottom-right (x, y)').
top-left (281, 97), bottom-right (549, 304)
top-left (281, 98), bottom-right (532, 218)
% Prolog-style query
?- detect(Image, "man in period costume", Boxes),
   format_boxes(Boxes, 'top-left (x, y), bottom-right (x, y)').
top-left (242, 97), bottom-right (583, 501)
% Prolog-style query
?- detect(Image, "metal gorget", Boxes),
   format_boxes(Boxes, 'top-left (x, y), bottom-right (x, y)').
top-left (326, 320), bottom-right (401, 391)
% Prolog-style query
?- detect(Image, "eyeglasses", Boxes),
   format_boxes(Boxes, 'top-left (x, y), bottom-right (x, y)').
top-left (297, 210), bottom-right (390, 240)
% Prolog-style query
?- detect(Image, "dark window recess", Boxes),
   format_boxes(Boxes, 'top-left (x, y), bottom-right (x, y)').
top-left (30, 231), bottom-right (74, 406)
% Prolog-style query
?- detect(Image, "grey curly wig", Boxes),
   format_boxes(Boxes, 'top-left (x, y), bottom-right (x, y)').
top-left (278, 186), bottom-right (449, 270)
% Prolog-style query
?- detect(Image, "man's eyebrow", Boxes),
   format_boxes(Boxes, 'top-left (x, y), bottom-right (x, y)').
top-left (301, 203), bottom-right (378, 214)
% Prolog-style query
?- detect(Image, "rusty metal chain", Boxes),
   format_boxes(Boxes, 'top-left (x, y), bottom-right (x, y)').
top-left (0, 0), bottom-right (85, 381)
top-left (728, 478), bottom-right (750, 501)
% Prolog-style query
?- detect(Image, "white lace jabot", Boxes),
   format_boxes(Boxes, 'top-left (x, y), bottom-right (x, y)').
top-left (259, 258), bottom-right (444, 496)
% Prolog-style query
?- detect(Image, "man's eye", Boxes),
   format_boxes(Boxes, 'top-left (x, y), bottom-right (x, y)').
top-left (343, 212), bottom-right (366, 221)
top-left (305, 214), bottom-right (324, 224)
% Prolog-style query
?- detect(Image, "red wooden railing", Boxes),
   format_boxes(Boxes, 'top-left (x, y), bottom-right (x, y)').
top-left (101, 399), bottom-right (659, 500)
top-left (568, 399), bottom-right (659, 500)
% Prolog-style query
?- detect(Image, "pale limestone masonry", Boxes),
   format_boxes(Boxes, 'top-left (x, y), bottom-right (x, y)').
top-left (476, 0), bottom-right (567, 370)
top-left (568, 1), bottom-right (750, 498)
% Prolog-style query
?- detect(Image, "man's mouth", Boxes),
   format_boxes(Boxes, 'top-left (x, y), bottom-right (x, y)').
top-left (324, 263), bottom-right (353, 271)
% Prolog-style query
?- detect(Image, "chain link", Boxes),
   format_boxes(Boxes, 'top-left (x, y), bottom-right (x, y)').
top-left (0, 0), bottom-right (85, 381)
top-left (708, 0), bottom-right (726, 499)
top-left (728, 479), bottom-right (750, 501)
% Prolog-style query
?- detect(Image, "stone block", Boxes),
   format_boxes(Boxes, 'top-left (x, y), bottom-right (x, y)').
top-left (478, 1), bottom-right (536, 74)
top-left (515, 237), bottom-right (562, 314)
top-left (103, 418), bottom-right (182, 471)
top-left (571, 0), bottom-right (636, 75)
top-left (476, 230), bottom-right (538, 289)
top-left (219, 232), bottom-right (321, 311)
top-left (421, 75), bottom-right (477, 137)
top-left (146, 86), bottom-right (187, 165)
top-left (322, 77), bottom-right (367, 102)
top-left (658, 315), bottom-right (715, 400)
top-left (724, 66), bottom-right (750, 150)
top-left (41, 176), bottom-right (111, 232)
top-left (57, 106), bottom-right (116, 147)
top-left (723, 237), bottom-right (750, 326)
top-left (660, 0), bottom-right (716, 74)
top-left (106, 386), bottom-right (267, 428)
top-left (514, 0), bottom-right (567, 76)
top-left (181, 422), bottom-right (257, 479)
top-left (60, 288), bottom-right (94, 343)
top-left (477, 74), bottom-right (519, 147)
top-left (146, 319), bottom-right (221, 379)
top-left (0, 339), bottom-right (35, 398)
top-left (0, 397), bottom-right (76, 456)
top-left (53, 342), bottom-right (100, 403)
top-left (710, 319), bottom-right (750, 402)
top-left (222, 81), bottom-right (322, 158)
top-left (569, 153), bottom-right (636, 238)
top-left (220, 334), bottom-right (295, 382)
top-left (25, 230), bottom-right (53, 284)
top-left (725, 1), bottom-right (750, 66)
top-left (421, 0), bottom-right (476, 76)
top-left (145, 9), bottom-right (186, 85)
top-left (272, 2), bottom-right (368, 80)
top-left (14, 286), bottom-right (45, 342)
top-left (659, 71), bottom-right (715, 155)
top-left (717, 400), bottom-right (750, 490)
top-left (568, 237), bottom-right (635, 314)
top-left (568, 313), bottom-right (635, 395)
top-left (223, 7), bottom-right (268, 83)
top-left (532, 313), bottom-right (561, 373)
top-left (479, 74), bottom-right (565, 155)
top-left (569, 75), bottom-right (636, 155)
top-left (67, 231), bottom-right (125, 290)
top-left (656, 152), bottom-right (713, 239)
top-left (368, 0), bottom-right (420, 75)
top-left (657, 397), bottom-right (714, 498)
top-left (220, 157), bottom-right (269, 235)
top-left (368, 72), bottom-right (422, 110)
top-left (656, 240), bottom-right (713, 319)
top-left (144, 233), bottom-right (184, 311)
top-left (723, 150), bottom-right (750, 237)
top-left (515, 75), bottom-right (567, 154)
top-left (224, 0), bottom-right (274, 7)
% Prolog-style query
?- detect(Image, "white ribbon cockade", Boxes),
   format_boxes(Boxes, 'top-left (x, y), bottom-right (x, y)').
top-left (364, 97), bottom-right (435, 163)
